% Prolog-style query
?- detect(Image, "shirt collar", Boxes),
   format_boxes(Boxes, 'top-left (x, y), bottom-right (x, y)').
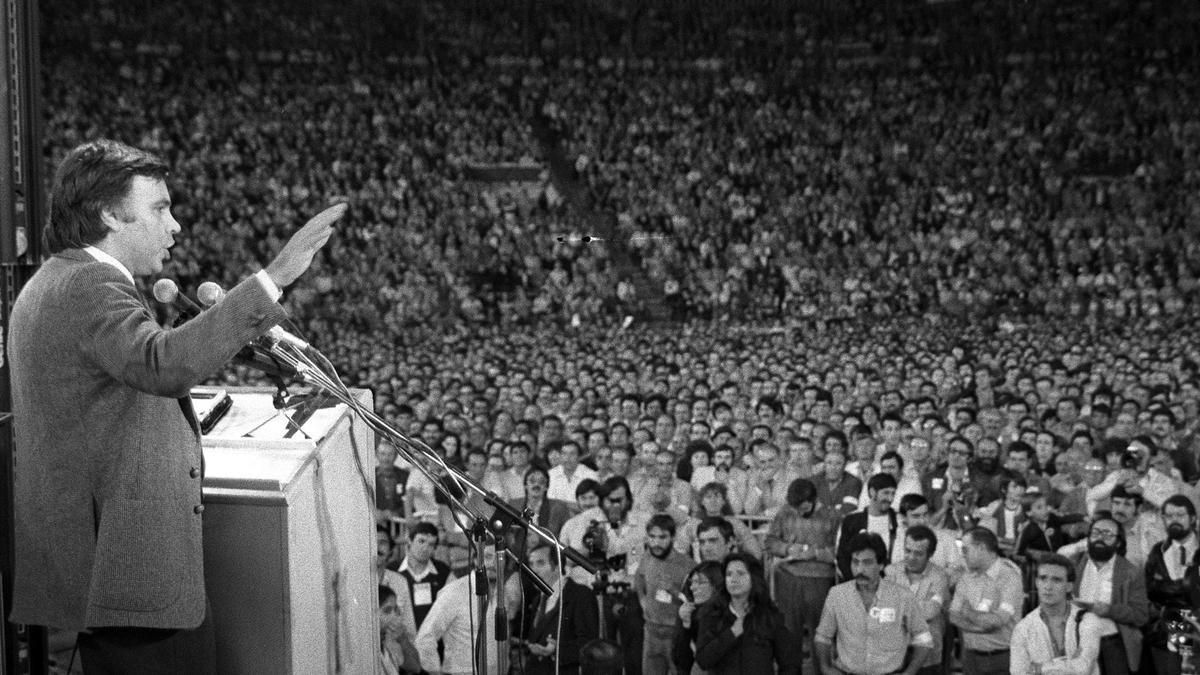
top-left (84, 245), bottom-right (135, 285)
top-left (1169, 533), bottom-right (1199, 552)
top-left (1086, 557), bottom-right (1114, 574)
top-left (399, 557), bottom-right (436, 580)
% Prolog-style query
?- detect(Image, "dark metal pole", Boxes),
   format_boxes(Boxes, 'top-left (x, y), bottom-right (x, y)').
top-left (1, 0), bottom-right (44, 672)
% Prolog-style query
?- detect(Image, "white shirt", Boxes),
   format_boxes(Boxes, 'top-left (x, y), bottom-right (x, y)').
top-left (867, 512), bottom-right (891, 544)
top-left (415, 574), bottom-right (498, 675)
top-left (548, 464), bottom-right (598, 503)
top-left (1165, 533), bottom-right (1199, 581)
top-left (1077, 560), bottom-right (1119, 636)
top-left (1010, 606), bottom-right (1102, 675)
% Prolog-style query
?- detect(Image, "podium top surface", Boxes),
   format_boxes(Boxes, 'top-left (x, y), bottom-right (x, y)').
top-left (197, 387), bottom-right (370, 495)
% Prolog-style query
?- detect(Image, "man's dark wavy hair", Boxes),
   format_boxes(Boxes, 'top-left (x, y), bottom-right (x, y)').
top-left (45, 139), bottom-right (169, 254)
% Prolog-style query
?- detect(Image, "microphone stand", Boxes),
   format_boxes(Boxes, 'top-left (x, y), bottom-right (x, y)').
top-left (259, 337), bottom-right (598, 675)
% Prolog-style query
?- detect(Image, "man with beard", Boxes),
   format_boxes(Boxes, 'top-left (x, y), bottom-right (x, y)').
top-left (884, 525), bottom-right (950, 675)
top-left (815, 532), bottom-right (934, 675)
top-left (691, 444), bottom-right (744, 511)
top-left (561, 478), bottom-right (649, 571)
top-left (1065, 516), bottom-right (1149, 675)
top-left (1144, 494), bottom-right (1200, 675)
top-left (634, 514), bottom-right (693, 675)
top-left (972, 437), bottom-right (1006, 505)
top-left (765, 478), bottom-right (837, 661)
top-left (1058, 485), bottom-right (1165, 569)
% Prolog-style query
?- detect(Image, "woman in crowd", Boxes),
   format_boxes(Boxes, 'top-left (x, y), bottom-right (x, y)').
top-left (693, 553), bottom-right (801, 675)
top-left (671, 560), bottom-right (724, 675)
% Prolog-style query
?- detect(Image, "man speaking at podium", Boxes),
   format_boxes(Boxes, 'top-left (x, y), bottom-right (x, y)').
top-left (6, 139), bottom-right (345, 674)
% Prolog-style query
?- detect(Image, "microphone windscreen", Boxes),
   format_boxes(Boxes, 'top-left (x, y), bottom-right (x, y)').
top-left (152, 278), bottom-right (180, 304)
top-left (197, 281), bottom-right (225, 306)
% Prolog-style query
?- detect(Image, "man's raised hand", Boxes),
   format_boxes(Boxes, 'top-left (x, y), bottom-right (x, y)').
top-left (265, 203), bottom-right (347, 288)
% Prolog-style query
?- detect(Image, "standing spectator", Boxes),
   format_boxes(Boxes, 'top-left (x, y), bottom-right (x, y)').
top-left (949, 527), bottom-right (1024, 675)
top-left (498, 441), bottom-right (535, 501)
top-left (507, 465), bottom-right (572, 561)
top-left (671, 561), bottom-right (724, 675)
top-left (635, 514), bottom-right (693, 675)
top-left (549, 441), bottom-right (600, 503)
top-left (742, 443), bottom-right (790, 516)
top-left (522, 543), bottom-right (600, 675)
top-left (765, 478), bottom-right (837, 663)
top-left (1009, 554), bottom-right (1104, 675)
top-left (397, 522), bottom-right (454, 630)
top-left (883, 525), bottom-right (950, 675)
top-left (815, 532), bottom-right (934, 675)
top-left (694, 554), bottom-right (800, 675)
top-left (1086, 437), bottom-right (1178, 513)
top-left (1063, 516), bottom-right (1148, 675)
top-left (689, 444), bottom-right (750, 514)
top-left (1059, 485), bottom-right (1165, 569)
top-left (632, 448), bottom-right (694, 519)
top-left (836, 473), bottom-right (899, 581)
top-left (815, 450), bottom-right (863, 520)
top-left (895, 495), bottom-right (966, 581)
top-left (416, 546), bottom-right (500, 675)
top-left (673, 485), bottom-right (761, 559)
top-left (1144, 494), bottom-right (1200, 675)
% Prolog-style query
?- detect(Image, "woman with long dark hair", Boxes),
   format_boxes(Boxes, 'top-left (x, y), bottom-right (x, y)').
top-left (671, 561), bottom-right (725, 674)
top-left (694, 553), bottom-right (802, 674)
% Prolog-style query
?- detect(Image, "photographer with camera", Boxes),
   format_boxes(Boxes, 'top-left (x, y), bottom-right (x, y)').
top-left (1086, 437), bottom-right (1179, 515)
top-left (559, 476), bottom-right (650, 674)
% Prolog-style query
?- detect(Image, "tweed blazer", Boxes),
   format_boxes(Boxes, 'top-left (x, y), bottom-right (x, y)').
top-left (8, 249), bottom-right (286, 630)
top-left (1070, 552), bottom-right (1149, 672)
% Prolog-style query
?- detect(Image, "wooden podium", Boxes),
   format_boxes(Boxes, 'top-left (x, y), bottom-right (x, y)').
top-left (198, 387), bottom-right (378, 675)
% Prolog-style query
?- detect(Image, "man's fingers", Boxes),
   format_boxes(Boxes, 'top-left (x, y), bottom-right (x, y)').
top-left (305, 203), bottom-right (348, 230)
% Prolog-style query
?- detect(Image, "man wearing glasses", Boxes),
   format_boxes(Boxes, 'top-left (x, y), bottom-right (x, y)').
top-left (922, 435), bottom-right (984, 531)
top-left (1063, 517), bottom-right (1149, 675)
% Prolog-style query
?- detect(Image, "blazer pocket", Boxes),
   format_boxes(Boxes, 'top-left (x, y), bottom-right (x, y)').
top-left (89, 497), bottom-right (183, 612)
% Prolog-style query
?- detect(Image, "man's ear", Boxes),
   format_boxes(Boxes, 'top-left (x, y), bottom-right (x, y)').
top-left (99, 206), bottom-right (125, 234)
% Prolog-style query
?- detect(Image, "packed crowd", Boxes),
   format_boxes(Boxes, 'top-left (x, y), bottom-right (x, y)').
top-left (40, 0), bottom-right (1200, 338)
top-left (369, 313), bottom-right (1200, 675)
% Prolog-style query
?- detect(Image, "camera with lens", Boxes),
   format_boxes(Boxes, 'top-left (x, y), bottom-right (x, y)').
top-left (1121, 448), bottom-right (1142, 470)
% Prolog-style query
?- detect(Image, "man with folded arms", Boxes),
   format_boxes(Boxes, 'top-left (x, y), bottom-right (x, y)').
top-left (949, 527), bottom-right (1024, 675)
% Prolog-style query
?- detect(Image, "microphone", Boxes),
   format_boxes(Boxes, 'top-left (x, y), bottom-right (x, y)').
top-left (197, 281), bottom-right (313, 352)
top-left (152, 279), bottom-right (203, 318)
top-left (197, 281), bottom-right (225, 307)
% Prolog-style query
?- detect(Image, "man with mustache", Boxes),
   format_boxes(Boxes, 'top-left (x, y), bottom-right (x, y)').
top-left (815, 532), bottom-right (933, 675)
top-left (1144, 494), bottom-right (1200, 675)
top-left (1064, 516), bottom-right (1149, 675)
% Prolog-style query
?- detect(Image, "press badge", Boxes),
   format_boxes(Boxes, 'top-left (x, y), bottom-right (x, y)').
top-left (655, 589), bottom-right (674, 604)
top-left (877, 607), bottom-right (896, 623)
top-left (976, 598), bottom-right (992, 612)
top-left (931, 478), bottom-right (945, 490)
top-left (414, 582), bottom-right (433, 606)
